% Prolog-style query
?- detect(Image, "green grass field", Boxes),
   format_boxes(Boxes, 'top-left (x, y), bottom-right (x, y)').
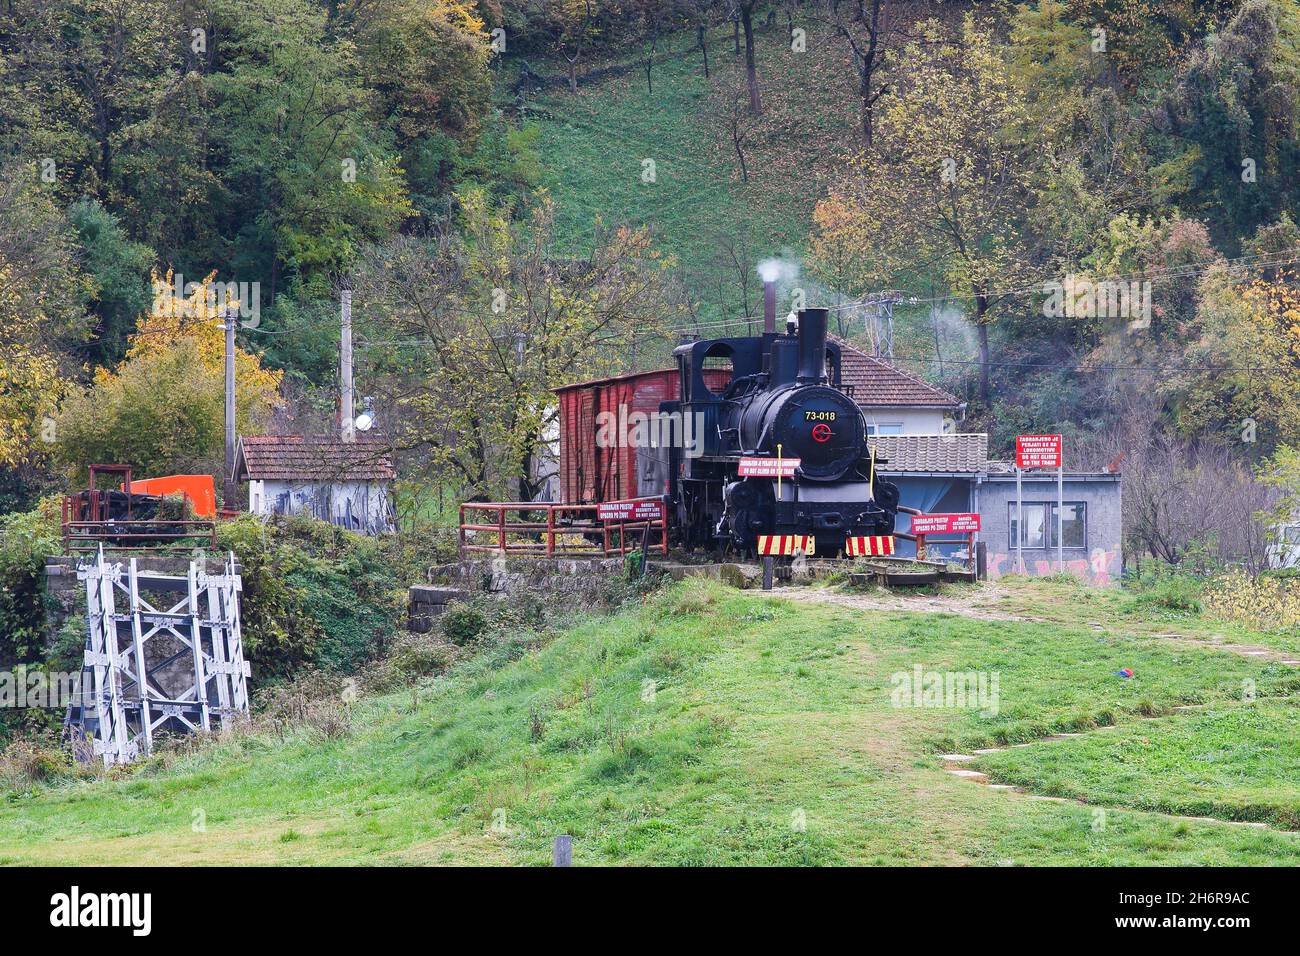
top-left (3, 576), bottom-right (1300, 866)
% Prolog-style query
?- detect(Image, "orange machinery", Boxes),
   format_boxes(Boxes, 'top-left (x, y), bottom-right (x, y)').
top-left (126, 474), bottom-right (217, 518)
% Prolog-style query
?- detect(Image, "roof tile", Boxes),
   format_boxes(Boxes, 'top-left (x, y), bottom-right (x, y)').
top-left (869, 434), bottom-right (988, 473)
top-left (235, 435), bottom-right (395, 482)
top-left (832, 336), bottom-right (962, 409)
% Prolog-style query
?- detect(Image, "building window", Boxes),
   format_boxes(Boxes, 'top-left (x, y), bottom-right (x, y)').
top-left (867, 422), bottom-right (904, 436)
top-left (1009, 501), bottom-right (1087, 549)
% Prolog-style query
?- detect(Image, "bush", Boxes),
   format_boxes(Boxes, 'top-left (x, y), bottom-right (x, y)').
top-left (441, 603), bottom-right (487, 645)
top-left (253, 670), bottom-right (354, 741)
top-left (0, 500), bottom-right (61, 663)
top-left (1123, 566), bottom-right (1204, 614)
top-left (1203, 570), bottom-right (1300, 632)
top-left (362, 633), bottom-right (459, 693)
top-left (0, 734), bottom-right (71, 790)
top-left (216, 515), bottom-right (404, 678)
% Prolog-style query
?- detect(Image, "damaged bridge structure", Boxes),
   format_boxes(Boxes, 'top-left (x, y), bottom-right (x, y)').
top-left (66, 546), bottom-right (251, 766)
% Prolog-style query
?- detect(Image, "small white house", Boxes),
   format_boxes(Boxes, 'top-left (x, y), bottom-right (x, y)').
top-left (232, 434), bottom-right (396, 535)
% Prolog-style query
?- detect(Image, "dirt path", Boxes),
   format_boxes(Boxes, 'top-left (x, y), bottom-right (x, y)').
top-left (778, 582), bottom-right (1031, 623)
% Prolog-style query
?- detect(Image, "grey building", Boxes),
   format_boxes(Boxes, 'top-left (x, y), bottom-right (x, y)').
top-left (977, 466), bottom-right (1123, 585)
top-left (232, 434), bottom-right (396, 535)
top-left (869, 433), bottom-right (988, 562)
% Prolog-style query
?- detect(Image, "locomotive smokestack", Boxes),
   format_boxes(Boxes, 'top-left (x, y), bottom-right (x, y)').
top-left (763, 280), bottom-right (776, 334)
top-left (796, 308), bottom-right (829, 384)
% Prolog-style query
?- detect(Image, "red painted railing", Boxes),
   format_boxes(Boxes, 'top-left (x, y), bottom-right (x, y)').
top-left (458, 498), bottom-right (668, 558)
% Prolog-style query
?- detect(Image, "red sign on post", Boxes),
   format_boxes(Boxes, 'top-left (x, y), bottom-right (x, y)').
top-left (738, 457), bottom-right (801, 478)
top-left (597, 499), bottom-right (664, 522)
top-left (1015, 434), bottom-right (1062, 469)
top-left (910, 513), bottom-right (982, 535)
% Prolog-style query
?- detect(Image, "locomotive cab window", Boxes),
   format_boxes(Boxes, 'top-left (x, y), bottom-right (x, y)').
top-left (700, 346), bottom-right (734, 397)
top-left (1009, 502), bottom-right (1087, 550)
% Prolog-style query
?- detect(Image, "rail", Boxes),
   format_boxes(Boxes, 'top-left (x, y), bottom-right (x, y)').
top-left (458, 498), bottom-right (669, 558)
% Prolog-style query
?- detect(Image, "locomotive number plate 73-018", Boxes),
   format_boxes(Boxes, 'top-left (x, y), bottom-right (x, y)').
top-left (804, 410), bottom-right (837, 421)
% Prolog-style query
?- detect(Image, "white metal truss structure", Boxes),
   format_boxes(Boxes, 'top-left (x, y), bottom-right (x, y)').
top-left (67, 547), bottom-right (251, 766)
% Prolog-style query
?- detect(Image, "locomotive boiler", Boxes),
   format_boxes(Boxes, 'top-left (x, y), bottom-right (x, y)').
top-left (658, 307), bottom-right (899, 555)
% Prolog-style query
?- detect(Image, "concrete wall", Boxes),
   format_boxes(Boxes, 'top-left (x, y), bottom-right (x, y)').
top-left (250, 479), bottom-right (394, 535)
top-left (859, 406), bottom-right (947, 434)
top-left (977, 474), bottom-right (1123, 584)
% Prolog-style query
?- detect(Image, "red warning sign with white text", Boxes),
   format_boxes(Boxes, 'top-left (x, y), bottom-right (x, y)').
top-left (909, 513), bottom-right (982, 535)
top-left (1015, 434), bottom-right (1062, 469)
top-left (597, 499), bottom-right (664, 522)
top-left (738, 457), bottom-right (800, 478)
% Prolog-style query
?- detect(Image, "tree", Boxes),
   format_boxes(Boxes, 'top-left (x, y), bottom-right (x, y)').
top-left (211, 0), bottom-right (412, 300)
top-left (352, 189), bottom-right (685, 499)
top-left (54, 271), bottom-right (282, 483)
top-left (0, 0), bottom-right (217, 256)
top-left (815, 0), bottom-right (902, 148)
top-left (348, 0), bottom-right (493, 146)
top-left (0, 171), bottom-right (88, 475)
top-left (67, 198), bottom-right (154, 369)
top-left (1175, 266), bottom-right (1300, 454)
top-left (706, 76), bottom-right (760, 182)
top-left (735, 1), bottom-right (761, 113)
top-left (810, 15), bottom-right (1041, 408)
top-left (1153, 0), bottom-right (1300, 251)
top-left (688, 0), bottom-right (722, 78)
top-left (555, 0), bottom-right (597, 94)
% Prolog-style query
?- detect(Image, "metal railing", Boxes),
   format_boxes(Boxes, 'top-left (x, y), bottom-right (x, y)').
top-left (458, 498), bottom-right (669, 558)
top-left (61, 518), bottom-right (217, 553)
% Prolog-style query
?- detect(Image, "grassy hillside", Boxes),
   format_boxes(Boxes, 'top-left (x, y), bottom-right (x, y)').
top-left (525, 20), bottom-right (970, 383)
top-left (4, 577), bottom-right (1300, 865)
top-left (528, 24), bottom-right (871, 338)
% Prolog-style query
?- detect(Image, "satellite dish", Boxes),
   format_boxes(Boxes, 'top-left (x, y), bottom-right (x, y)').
top-left (354, 396), bottom-right (376, 432)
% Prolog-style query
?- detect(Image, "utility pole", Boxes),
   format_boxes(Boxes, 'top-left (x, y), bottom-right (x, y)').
top-left (223, 305), bottom-right (237, 507)
top-left (340, 287), bottom-right (354, 443)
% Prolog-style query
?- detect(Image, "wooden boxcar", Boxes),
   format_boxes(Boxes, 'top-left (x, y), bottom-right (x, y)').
top-left (555, 367), bottom-right (729, 505)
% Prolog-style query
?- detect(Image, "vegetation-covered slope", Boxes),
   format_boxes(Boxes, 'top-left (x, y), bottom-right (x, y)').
top-left (4, 578), bottom-right (1300, 866)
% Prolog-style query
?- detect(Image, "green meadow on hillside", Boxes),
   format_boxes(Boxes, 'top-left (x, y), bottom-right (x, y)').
top-left (3, 577), bottom-right (1300, 866)
top-left (527, 24), bottom-right (878, 337)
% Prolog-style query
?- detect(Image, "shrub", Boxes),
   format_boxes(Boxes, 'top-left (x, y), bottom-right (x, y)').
top-left (441, 603), bottom-right (487, 645)
top-left (0, 500), bottom-right (61, 663)
top-left (253, 670), bottom-right (354, 741)
top-left (1123, 566), bottom-right (1204, 614)
top-left (216, 514), bottom-right (404, 678)
top-left (362, 633), bottom-right (458, 693)
top-left (1203, 570), bottom-right (1300, 632)
top-left (0, 734), bottom-right (70, 789)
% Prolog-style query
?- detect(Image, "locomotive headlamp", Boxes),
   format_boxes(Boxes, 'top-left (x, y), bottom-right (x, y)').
top-left (785, 312), bottom-right (798, 334)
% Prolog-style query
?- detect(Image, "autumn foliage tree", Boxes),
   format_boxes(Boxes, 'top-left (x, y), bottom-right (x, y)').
top-left (353, 189), bottom-right (685, 499)
top-left (53, 271), bottom-right (282, 484)
top-left (810, 15), bottom-right (1042, 408)
top-left (0, 172), bottom-right (88, 481)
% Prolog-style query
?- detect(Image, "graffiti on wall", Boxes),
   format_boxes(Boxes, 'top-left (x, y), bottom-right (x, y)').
top-left (986, 547), bottom-right (1119, 585)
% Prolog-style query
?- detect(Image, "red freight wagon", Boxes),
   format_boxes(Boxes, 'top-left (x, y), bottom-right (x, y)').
top-left (555, 366), bottom-right (729, 505)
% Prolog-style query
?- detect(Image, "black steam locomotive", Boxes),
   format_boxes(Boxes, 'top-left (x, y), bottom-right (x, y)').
top-left (658, 307), bottom-right (899, 556)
